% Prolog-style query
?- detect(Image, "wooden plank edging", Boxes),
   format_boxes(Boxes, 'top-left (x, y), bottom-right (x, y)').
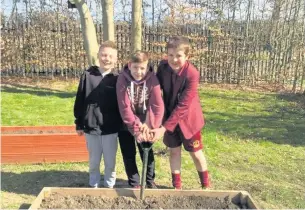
top-left (29, 187), bottom-right (260, 209)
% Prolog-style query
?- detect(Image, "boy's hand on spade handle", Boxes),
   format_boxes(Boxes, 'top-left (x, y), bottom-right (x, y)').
top-left (150, 126), bottom-right (166, 142)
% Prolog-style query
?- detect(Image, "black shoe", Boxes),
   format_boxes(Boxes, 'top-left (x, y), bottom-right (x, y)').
top-left (146, 182), bottom-right (158, 189)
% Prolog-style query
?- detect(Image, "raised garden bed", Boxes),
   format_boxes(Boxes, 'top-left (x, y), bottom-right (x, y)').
top-left (1, 126), bottom-right (87, 164)
top-left (30, 187), bottom-right (259, 209)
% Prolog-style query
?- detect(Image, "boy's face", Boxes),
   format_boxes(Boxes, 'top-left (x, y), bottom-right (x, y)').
top-left (128, 61), bottom-right (149, 81)
top-left (98, 47), bottom-right (117, 71)
top-left (167, 48), bottom-right (188, 72)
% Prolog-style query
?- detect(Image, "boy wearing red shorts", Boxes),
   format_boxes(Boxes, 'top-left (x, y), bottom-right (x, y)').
top-left (151, 36), bottom-right (210, 189)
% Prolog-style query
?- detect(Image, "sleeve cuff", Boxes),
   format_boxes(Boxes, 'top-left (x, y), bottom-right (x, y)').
top-left (163, 122), bottom-right (175, 132)
top-left (75, 124), bottom-right (84, 130)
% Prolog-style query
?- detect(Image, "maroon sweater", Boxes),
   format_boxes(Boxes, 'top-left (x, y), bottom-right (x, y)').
top-left (116, 65), bottom-right (164, 137)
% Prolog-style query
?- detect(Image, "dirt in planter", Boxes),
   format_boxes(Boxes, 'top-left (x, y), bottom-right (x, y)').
top-left (1, 129), bottom-right (76, 134)
top-left (40, 193), bottom-right (244, 209)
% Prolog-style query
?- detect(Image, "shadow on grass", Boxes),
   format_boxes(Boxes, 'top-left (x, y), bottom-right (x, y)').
top-left (1, 170), bottom-right (171, 197)
top-left (1, 84), bottom-right (75, 98)
top-left (19, 203), bottom-right (31, 209)
top-left (203, 93), bottom-right (305, 146)
top-left (276, 93), bottom-right (305, 109)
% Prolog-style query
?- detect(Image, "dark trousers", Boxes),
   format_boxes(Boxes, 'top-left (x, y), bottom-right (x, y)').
top-left (118, 130), bottom-right (155, 187)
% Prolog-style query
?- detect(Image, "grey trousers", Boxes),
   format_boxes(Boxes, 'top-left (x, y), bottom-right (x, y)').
top-left (85, 133), bottom-right (118, 188)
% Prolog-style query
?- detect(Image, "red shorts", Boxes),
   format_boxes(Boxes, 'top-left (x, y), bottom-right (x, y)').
top-left (163, 126), bottom-right (203, 152)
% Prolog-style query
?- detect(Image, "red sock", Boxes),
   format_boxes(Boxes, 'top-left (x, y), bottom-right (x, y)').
top-left (171, 173), bottom-right (182, 189)
top-left (198, 171), bottom-right (210, 188)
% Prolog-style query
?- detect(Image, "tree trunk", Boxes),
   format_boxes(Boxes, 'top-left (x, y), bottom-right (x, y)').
top-left (69, 0), bottom-right (98, 66)
top-left (291, 0), bottom-right (301, 93)
top-left (268, 0), bottom-right (284, 43)
top-left (101, 0), bottom-right (115, 41)
top-left (131, 0), bottom-right (142, 52)
top-left (152, 0), bottom-right (155, 26)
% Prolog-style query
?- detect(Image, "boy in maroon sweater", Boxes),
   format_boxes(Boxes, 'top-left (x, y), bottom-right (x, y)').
top-left (116, 51), bottom-right (164, 188)
top-left (151, 36), bottom-right (210, 189)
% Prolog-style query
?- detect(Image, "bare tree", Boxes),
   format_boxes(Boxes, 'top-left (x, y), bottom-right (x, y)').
top-left (152, 0), bottom-right (155, 26)
top-left (69, 0), bottom-right (98, 66)
top-left (163, 0), bottom-right (206, 26)
top-left (120, 0), bottom-right (130, 21)
top-left (101, 0), bottom-right (115, 41)
top-left (131, 0), bottom-right (142, 51)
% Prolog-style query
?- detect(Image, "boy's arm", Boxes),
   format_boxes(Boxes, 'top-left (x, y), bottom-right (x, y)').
top-left (163, 70), bottom-right (199, 132)
top-left (116, 75), bottom-right (142, 136)
top-left (156, 63), bottom-right (164, 90)
top-left (147, 76), bottom-right (165, 129)
top-left (74, 72), bottom-right (86, 131)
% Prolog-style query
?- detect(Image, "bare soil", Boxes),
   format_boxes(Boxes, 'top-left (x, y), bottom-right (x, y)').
top-left (2, 129), bottom-right (76, 134)
top-left (40, 193), bottom-right (244, 209)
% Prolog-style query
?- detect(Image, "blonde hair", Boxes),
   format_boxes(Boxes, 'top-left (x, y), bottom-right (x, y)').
top-left (98, 40), bottom-right (117, 53)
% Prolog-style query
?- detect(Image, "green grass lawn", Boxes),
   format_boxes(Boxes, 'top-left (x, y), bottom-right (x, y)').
top-left (1, 81), bottom-right (305, 209)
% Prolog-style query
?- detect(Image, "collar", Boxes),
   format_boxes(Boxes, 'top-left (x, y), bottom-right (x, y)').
top-left (102, 71), bottom-right (111, 77)
top-left (99, 67), bottom-right (112, 77)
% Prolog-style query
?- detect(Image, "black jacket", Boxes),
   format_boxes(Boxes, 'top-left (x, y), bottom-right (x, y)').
top-left (74, 66), bottom-right (122, 135)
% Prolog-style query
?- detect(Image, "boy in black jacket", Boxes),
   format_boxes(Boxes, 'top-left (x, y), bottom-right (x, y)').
top-left (74, 41), bottom-right (122, 188)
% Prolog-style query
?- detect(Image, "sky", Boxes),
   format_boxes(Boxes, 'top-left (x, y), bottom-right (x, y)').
top-left (1, 0), bottom-right (279, 24)
top-left (1, 0), bottom-right (156, 23)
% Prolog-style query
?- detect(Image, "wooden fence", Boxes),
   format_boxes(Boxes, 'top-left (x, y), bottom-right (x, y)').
top-left (1, 20), bottom-right (305, 91)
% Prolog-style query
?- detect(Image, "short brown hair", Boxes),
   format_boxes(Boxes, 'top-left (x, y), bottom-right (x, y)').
top-left (166, 36), bottom-right (190, 55)
top-left (130, 50), bottom-right (149, 63)
top-left (99, 40), bottom-right (117, 52)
